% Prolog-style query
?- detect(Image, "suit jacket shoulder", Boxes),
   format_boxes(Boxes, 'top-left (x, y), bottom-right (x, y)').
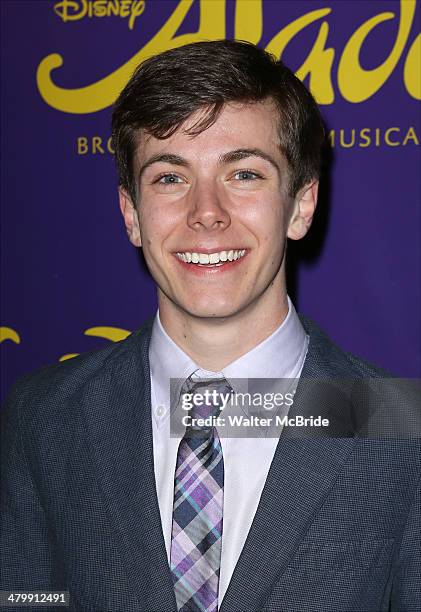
top-left (2, 318), bottom-right (155, 434)
top-left (299, 314), bottom-right (391, 378)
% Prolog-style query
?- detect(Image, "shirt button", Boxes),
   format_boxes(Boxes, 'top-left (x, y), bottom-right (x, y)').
top-left (156, 405), bottom-right (166, 417)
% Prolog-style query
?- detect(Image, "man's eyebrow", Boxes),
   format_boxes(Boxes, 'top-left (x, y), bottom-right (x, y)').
top-left (138, 153), bottom-right (189, 179)
top-left (220, 148), bottom-right (281, 173)
top-left (138, 148), bottom-right (280, 180)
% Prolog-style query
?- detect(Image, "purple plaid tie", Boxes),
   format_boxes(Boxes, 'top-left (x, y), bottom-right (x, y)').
top-left (170, 376), bottom-right (231, 612)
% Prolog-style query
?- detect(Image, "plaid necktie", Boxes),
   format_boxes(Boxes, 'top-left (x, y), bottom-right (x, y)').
top-left (170, 375), bottom-right (231, 612)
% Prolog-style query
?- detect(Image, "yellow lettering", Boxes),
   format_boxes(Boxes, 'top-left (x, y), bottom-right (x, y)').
top-left (95, 0), bottom-right (107, 18)
top-left (92, 136), bottom-right (105, 153)
top-left (120, 1), bottom-right (130, 19)
top-left (54, 0), bottom-right (87, 22)
top-left (339, 129), bottom-right (355, 148)
top-left (107, 136), bottom-right (115, 153)
top-left (234, 0), bottom-right (262, 45)
top-left (59, 353), bottom-right (79, 361)
top-left (77, 136), bottom-right (88, 154)
top-left (385, 127), bottom-right (400, 146)
top-left (129, 1), bottom-right (145, 30)
top-left (38, 0), bottom-right (226, 114)
top-left (404, 33), bottom-right (421, 100)
top-left (402, 126), bottom-right (419, 145)
top-left (323, 126), bottom-right (418, 148)
top-left (105, 0), bottom-right (119, 18)
top-left (0, 327), bottom-right (20, 344)
top-left (59, 326), bottom-right (131, 362)
top-left (265, 8), bottom-right (334, 105)
top-left (359, 128), bottom-right (371, 148)
top-left (338, 0), bottom-right (416, 102)
top-left (327, 129), bottom-right (335, 147)
top-left (84, 326), bottom-right (131, 341)
top-left (296, 22), bottom-right (335, 104)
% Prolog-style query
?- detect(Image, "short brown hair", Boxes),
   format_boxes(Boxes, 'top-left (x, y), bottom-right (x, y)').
top-left (111, 40), bottom-right (325, 202)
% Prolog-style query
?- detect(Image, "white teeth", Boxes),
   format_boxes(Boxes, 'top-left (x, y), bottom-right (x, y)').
top-left (176, 249), bottom-right (247, 265)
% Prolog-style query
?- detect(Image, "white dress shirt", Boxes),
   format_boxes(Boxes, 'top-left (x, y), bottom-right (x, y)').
top-left (149, 297), bottom-right (308, 605)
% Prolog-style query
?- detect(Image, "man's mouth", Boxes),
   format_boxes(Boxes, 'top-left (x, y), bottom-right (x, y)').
top-left (175, 249), bottom-right (246, 266)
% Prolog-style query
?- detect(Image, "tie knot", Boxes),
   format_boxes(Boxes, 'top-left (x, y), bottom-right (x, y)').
top-left (181, 375), bottom-right (232, 436)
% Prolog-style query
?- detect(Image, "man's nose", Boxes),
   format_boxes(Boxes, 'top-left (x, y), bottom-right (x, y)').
top-left (186, 182), bottom-right (231, 231)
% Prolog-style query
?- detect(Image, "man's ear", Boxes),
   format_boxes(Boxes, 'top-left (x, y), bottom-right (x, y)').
top-left (119, 188), bottom-right (142, 247)
top-left (287, 180), bottom-right (319, 240)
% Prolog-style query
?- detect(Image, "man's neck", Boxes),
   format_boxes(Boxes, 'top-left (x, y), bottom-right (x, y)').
top-left (157, 287), bottom-right (289, 372)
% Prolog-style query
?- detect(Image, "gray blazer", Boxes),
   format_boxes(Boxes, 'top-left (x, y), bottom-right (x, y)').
top-left (1, 316), bottom-right (420, 611)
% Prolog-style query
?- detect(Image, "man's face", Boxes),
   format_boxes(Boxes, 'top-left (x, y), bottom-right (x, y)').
top-left (121, 100), bottom-right (316, 322)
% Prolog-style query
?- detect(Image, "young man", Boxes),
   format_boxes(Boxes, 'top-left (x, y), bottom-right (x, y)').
top-left (1, 41), bottom-right (419, 612)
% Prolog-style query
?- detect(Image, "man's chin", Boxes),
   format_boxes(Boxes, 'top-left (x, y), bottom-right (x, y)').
top-left (179, 301), bottom-right (243, 322)
top-left (158, 288), bottom-right (252, 321)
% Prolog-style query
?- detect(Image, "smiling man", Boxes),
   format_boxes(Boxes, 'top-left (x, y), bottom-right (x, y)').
top-left (118, 99), bottom-right (317, 370)
top-left (1, 41), bottom-right (420, 612)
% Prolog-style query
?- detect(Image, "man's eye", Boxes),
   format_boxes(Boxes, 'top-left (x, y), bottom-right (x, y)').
top-left (233, 170), bottom-right (261, 181)
top-left (156, 174), bottom-right (184, 184)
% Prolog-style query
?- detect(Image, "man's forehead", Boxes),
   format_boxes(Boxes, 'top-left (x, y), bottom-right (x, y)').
top-left (134, 99), bottom-right (281, 159)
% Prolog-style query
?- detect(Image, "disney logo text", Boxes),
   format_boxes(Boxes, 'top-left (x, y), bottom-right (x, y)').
top-left (53, 0), bottom-right (145, 30)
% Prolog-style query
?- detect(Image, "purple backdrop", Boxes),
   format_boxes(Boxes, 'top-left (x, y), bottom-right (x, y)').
top-left (1, 0), bottom-right (420, 402)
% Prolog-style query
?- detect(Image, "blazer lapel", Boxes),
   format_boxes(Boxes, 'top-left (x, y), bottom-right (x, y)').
top-left (81, 321), bottom-right (178, 612)
top-left (219, 329), bottom-right (358, 612)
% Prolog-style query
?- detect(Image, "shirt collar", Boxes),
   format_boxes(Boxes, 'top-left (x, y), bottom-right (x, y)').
top-left (222, 296), bottom-right (307, 381)
top-left (149, 296), bottom-right (308, 417)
